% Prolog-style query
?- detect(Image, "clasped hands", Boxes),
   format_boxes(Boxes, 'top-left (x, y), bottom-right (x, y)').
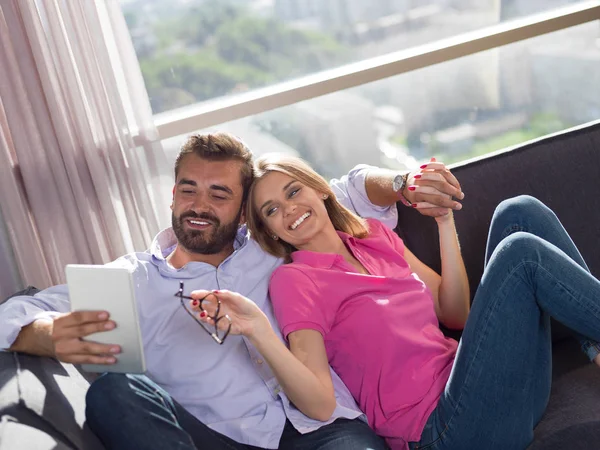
top-left (403, 157), bottom-right (464, 219)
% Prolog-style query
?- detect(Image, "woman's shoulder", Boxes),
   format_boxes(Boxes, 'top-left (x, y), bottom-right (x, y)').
top-left (269, 261), bottom-right (325, 305)
top-left (361, 217), bottom-right (405, 254)
top-left (271, 261), bottom-right (311, 284)
top-left (363, 217), bottom-right (396, 241)
top-left (364, 217), bottom-right (386, 232)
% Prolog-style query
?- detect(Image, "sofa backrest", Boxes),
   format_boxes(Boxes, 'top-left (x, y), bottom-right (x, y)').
top-left (395, 120), bottom-right (600, 340)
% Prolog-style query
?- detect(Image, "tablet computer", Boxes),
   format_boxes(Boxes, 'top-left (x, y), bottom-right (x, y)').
top-left (65, 264), bottom-right (146, 374)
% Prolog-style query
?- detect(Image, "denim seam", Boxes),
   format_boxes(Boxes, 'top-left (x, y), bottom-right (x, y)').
top-left (413, 424), bottom-right (449, 450)
top-left (500, 225), bottom-right (527, 240)
top-left (534, 264), bottom-right (600, 332)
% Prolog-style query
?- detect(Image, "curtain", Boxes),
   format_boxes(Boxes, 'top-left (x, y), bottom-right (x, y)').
top-left (0, 0), bottom-right (172, 291)
top-left (0, 206), bottom-right (22, 300)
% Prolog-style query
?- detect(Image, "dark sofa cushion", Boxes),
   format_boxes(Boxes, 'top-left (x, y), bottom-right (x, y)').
top-left (1, 286), bottom-right (40, 306)
top-left (396, 121), bottom-right (600, 344)
top-left (530, 362), bottom-right (600, 449)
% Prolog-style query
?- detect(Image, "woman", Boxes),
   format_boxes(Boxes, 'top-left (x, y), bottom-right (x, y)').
top-left (191, 154), bottom-right (600, 450)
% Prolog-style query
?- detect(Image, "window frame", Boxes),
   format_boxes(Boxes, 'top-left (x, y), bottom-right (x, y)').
top-left (131, 2), bottom-right (600, 145)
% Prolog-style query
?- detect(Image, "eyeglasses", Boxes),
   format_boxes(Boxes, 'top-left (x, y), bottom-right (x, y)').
top-left (174, 281), bottom-right (232, 345)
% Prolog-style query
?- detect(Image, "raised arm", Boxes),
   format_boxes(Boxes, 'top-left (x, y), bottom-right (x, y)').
top-left (364, 160), bottom-right (465, 217)
top-left (190, 289), bottom-right (337, 421)
top-left (402, 211), bottom-right (470, 330)
top-left (329, 160), bottom-right (465, 227)
top-left (434, 211), bottom-right (470, 328)
top-left (329, 164), bottom-right (399, 229)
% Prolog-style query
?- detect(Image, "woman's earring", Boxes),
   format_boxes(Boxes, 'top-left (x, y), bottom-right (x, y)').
top-left (272, 235), bottom-right (279, 240)
top-left (322, 194), bottom-right (328, 200)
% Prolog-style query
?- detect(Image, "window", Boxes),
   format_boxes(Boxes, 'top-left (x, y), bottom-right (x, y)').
top-left (159, 21), bottom-right (600, 179)
top-left (120, 0), bottom-right (590, 115)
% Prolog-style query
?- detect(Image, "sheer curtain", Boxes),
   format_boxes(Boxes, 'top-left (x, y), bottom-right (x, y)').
top-left (0, 0), bottom-right (172, 293)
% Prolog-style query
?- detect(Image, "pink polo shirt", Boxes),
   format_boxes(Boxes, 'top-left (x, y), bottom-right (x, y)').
top-left (269, 219), bottom-right (458, 449)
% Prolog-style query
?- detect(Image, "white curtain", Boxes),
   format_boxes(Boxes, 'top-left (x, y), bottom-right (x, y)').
top-left (0, 0), bottom-right (172, 292)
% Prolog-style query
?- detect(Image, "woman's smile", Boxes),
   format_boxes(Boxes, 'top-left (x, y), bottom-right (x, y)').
top-left (289, 211), bottom-right (312, 230)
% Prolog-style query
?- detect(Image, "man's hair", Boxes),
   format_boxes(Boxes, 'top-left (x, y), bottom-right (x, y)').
top-left (175, 132), bottom-right (254, 201)
top-left (246, 154), bottom-right (368, 261)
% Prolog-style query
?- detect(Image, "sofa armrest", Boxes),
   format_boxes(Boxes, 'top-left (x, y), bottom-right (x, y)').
top-left (0, 352), bottom-right (104, 450)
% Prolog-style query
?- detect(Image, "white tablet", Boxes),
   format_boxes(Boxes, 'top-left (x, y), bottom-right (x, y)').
top-left (65, 264), bottom-right (146, 374)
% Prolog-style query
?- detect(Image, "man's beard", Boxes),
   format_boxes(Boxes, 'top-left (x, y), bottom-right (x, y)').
top-left (172, 209), bottom-right (241, 255)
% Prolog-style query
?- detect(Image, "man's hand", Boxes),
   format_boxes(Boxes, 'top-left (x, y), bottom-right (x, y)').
top-left (403, 158), bottom-right (464, 218)
top-left (51, 311), bottom-right (121, 365)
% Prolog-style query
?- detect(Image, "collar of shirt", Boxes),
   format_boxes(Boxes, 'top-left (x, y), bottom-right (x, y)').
top-left (149, 225), bottom-right (249, 277)
top-left (290, 229), bottom-right (357, 269)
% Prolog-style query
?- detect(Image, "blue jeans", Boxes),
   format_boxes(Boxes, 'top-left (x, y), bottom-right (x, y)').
top-left (85, 372), bottom-right (388, 450)
top-left (409, 195), bottom-right (600, 450)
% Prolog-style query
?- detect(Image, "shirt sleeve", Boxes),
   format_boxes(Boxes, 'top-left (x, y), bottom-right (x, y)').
top-left (0, 255), bottom-right (136, 350)
top-left (269, 266), bottom-right (330, 340)
top-left (329, 164), bottom-right (398, 230)
top-left (0, 284), bottom-right (70, 350)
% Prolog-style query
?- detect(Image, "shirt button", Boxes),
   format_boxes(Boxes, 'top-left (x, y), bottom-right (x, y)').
top-left (274, 387), bottom-right (281, 395)
top-left (256, 359), bottom-right (264, 365)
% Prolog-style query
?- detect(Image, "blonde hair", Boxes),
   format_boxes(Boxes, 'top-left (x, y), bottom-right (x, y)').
top-left (246, 154), bottom-right (369, 260)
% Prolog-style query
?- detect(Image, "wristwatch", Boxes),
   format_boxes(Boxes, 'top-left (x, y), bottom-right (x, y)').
top-left (392, 173), bottom-right (412, 207)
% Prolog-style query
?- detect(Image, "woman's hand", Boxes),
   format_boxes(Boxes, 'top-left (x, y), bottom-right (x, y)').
top-left (435, 209), bottom-right (454, 225)
top-left (189, 290), bottom-right (271, 340)
top-left (407, 157), bottom-right (463, 218)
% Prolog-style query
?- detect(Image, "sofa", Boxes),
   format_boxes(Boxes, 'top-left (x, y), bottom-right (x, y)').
top-left (1, 120), bottom-right (600, 449)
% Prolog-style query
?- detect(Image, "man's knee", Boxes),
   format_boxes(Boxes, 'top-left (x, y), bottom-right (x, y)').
top-left (85, 373), bottom-right (127, 407)
top-left (86, 373), bottom-right (136, 409)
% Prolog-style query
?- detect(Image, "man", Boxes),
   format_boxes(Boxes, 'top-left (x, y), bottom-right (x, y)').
top-left (1, 133), bottom-right (463, 449)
